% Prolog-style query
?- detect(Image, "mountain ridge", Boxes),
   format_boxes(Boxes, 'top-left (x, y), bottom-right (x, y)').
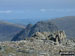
top-left (12, 21), bottom-right (58, 41)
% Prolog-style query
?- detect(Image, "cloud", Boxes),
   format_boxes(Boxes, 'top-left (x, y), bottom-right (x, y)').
top-left (40, 8), bottom-right (75, 12)
top-left (40, 9), bottom-right (46, 12)
top-left (0, 10), bottom-right (12, 13)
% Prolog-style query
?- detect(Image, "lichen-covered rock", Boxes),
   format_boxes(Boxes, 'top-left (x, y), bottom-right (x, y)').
top-left (0, 39), bottom-right (75, 56)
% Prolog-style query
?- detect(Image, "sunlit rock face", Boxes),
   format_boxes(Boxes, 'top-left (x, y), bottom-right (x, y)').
top-left (30, 31), bottom-right (66, 45)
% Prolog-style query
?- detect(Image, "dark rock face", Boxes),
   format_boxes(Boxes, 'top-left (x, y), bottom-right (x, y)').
top-left (28, 21), bottom-right (58, 37)
top-left (11, 24), bottom-right (32, 41)
top-left (12, 21), bottom-right (58, 41)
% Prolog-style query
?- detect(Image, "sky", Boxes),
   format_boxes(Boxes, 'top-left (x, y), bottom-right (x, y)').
top-left (0, 0), bottom-right (75, 19)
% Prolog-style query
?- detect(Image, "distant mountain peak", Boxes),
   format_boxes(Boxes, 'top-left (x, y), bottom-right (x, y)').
top-left (12, 21), bottom-right (58, 41)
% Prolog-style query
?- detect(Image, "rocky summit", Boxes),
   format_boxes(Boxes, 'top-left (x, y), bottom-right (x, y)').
top-left (0, 31), bottom-right (75, 56)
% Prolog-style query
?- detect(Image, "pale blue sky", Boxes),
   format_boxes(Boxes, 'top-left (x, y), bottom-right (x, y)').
top-left (0, 0), bottom-right (75, 19)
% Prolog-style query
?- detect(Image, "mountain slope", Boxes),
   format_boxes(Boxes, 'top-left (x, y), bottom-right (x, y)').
top-left (12, 21), bottom-right (58, 41)
top-left (51, 16), bottom-right (75, 38)
top-left (0, 21), bottom-right (25, 41)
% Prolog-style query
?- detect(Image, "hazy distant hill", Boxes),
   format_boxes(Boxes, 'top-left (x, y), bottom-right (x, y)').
top-left (51, 16), bottom-right (75, 38)
top-left (12, 21), bottom-right (58, 41)
top-left (0, 21), bottom-right (25, 41)
top-left (0, 18), bottom-right (46, 25)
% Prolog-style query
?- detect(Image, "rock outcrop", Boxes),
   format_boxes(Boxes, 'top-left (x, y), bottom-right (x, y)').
top-left (31, 31), bottom-right (66, 44)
